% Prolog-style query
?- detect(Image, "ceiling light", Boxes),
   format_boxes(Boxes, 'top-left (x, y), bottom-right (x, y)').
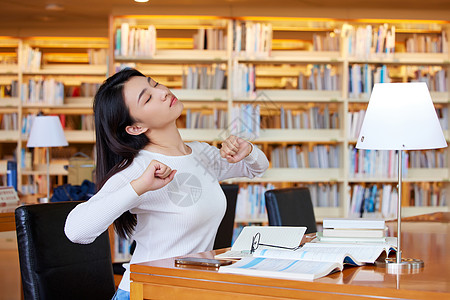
top-left (134, 0), bottom-right (149, 3)
top-left (45, 4), bottom-right (64, 11)
top-left (36, 16), bottom-right (54, 22)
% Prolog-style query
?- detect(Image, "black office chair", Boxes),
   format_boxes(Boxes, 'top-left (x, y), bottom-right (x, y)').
top-left (213, 184), bottom-right (239, 250)
top-left (264, 187), bottom-right (318, 234)
top-left (112, 240), bottom-right (136, 276)
top-left (15, 201), bottom-right (116, 300)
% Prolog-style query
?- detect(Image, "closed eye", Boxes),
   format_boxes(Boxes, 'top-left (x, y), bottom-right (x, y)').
top-left (144, 80), bottom-right (158, 104)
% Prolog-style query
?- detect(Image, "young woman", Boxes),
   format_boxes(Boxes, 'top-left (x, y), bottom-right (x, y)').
top-left (64, 68), bottom-right (269, 299)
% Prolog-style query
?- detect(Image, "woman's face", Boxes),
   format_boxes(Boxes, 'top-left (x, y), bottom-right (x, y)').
top-left (123, 76), bottom-right (183, 134)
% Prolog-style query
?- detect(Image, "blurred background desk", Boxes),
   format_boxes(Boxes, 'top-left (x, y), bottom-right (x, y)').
top-left (0, 211), bottom-right (15, 232)
top-left (130, 213), bottom-right (449, 300)
top-left (0, 209), bottom-right (21, 299)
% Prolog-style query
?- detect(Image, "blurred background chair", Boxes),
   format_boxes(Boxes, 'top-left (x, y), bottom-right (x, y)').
top-left (112, 240), bottom-right (135, 279)
top-left (264, 187), bottom-right (317, 234)
top-left (15, 201), bottom-right (116, 300)
top-left (213, 184), bottom-right (239, 250)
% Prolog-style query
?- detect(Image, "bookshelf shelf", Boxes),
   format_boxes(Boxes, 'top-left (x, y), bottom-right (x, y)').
top-left (116, 50), bottom-right (228, 63)
top-left (21, 130), bottom-right (96, 143)
top-left (64, 130), bottom-right (96, 143)
top-left (0, 130), bottom-right (19, 142)
top-left (235, 207), bottom-right (343, 223)
top-left (172, 89), bottom-right (228, 101)
top-left (348, 178), bottom-right (398, 183)
top-left (231, 168), bottom-right (343, 183)
top-left (23, 37), bottom-right (109, 49)
top-left (22, 106), bottom-right (93, 116)
top-left (255, 129), bottom-right (343, 142)
top-left (347, 53), bottom-right (450, 65)
top-left (404, 168), bottom-right (449, 182)
top-left (314, 207), bottom-right (343, 221)
top-left (179, 129), bottom-right (224, 142)
top-left (348, 91), bottom-right (449, 104)
top-left (0, 65), bottom-right (18, 74)
top-left (402, 206), bottom-right (449, 217)
top-left (22, 64), bottom-right (107, 76)
top-left (21, 97), bottom-right (95, 114)
top-left (21, 168), bottom-right (68, 177)
top-left (430, 92), bottom-right (450, 103)
top-left (0, 76), bottom-right (18, 86)
top-left (0, 98), bottom-right (19, 107)
top-left (349, 172), bottom-right (450, 183)
top-left (0, 106), bottom-right (18, 114)
top-left (233, 90), bottom-right (343, 102)
top-left (237, 50), bottom-right (342, 63)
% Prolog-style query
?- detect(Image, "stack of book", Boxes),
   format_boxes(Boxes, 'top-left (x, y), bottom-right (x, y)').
top-left (0, 186), bottom-right (20, 213)
top-left (320, 218), bottom-right (387, 243)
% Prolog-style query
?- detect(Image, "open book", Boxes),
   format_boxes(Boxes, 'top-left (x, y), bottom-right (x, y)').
top-left (218, 240), bottom-right (397, 281)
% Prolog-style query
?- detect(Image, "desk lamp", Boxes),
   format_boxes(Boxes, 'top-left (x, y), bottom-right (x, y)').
top-left (27, 116), bottom-right (68, 201)
top-left (356, 82), bottom-right (447, 272)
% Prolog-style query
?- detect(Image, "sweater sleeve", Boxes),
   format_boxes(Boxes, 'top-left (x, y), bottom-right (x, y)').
top-left (194, 141), bottom-right (269, 182)
top-left (64, 173), bottom-right (140, 244)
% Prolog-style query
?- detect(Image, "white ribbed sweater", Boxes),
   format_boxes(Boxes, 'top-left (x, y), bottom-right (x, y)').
top-left (64, 141), bottom-right (269, 291)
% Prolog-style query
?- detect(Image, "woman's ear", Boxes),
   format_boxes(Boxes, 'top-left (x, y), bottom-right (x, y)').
top-left (125, 124), bottom-right (148, 136)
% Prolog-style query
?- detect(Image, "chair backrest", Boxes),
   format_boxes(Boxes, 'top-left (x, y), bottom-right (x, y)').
top-left (264, 187), bottom-right (318, 234)
top-left (15, 201), bottom-right (115, 300)
top-left (213, 184), bottom-right (239, 250)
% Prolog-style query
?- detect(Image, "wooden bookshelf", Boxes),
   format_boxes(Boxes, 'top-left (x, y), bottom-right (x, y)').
top-left (107, 15), bottom-right (450, 228)
top-left (0, 16), bottom-right (449, 261)
top-left (0, 37), bottom-right (106, 199)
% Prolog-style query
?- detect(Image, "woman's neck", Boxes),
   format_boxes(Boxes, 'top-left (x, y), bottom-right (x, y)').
top-left (144, 125), bottom-right (190, 156)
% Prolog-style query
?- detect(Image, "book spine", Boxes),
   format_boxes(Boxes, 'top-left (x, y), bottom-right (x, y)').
top-left (6, 161), bottom-right (17, 191)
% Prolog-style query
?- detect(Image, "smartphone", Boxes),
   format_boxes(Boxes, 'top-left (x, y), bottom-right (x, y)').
top-left (174, 257), bottom-right (232, 267)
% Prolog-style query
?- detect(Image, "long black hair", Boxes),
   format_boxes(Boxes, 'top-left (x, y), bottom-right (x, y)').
top-left (93, 68), bottom-right (149, 239)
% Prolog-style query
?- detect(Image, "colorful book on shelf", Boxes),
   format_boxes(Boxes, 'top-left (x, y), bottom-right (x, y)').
top-left (218, 240), bottom-right (396, 281)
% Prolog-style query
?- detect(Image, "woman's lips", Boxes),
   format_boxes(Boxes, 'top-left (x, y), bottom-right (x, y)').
top-left (170, 96), bottom-right (178, 107)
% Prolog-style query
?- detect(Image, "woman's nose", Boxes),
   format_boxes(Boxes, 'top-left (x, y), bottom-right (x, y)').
top-left (158, 89), bottom-right (169, 101)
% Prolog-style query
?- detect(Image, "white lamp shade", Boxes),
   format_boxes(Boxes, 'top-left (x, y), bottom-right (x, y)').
top-left (27, 116), bottom-right (68, 148)
top-left (356, 82), bottom-right (447, 150)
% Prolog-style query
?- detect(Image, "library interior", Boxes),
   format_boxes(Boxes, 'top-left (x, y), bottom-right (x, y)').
top-left (0, 0), bottom-right (449, 299)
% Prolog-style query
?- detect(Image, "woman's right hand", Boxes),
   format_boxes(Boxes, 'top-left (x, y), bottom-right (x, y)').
top-left (131, 160), bottom-right (176, 196)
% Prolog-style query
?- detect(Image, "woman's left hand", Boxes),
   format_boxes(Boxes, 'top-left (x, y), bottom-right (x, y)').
top-left (220, 135), bottom-right (252, 163)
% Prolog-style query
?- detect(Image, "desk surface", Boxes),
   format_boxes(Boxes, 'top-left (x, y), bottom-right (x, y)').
top-left (131, 215), bottom-right (450, 300)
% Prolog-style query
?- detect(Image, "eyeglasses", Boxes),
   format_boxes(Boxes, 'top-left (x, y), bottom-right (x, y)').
top-left (250, 232), bottom-right (303, 254)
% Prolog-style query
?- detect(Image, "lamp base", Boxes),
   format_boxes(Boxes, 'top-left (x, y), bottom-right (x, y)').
top-left (38, 197), bottom-right (50, 204)
top-left (375, 257), bottom-right (424, 273)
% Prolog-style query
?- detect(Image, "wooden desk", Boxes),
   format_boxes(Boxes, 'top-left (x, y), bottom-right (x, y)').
top-left (130, 216), bottom-right (450, 300)
top-left (0, 212), bottom-right (15, 232)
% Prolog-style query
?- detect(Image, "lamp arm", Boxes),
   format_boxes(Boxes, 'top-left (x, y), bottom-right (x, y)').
top-left (397, 150), bottom-right (402, 263)
top-left (46, 147), bottom-right (50, 201)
